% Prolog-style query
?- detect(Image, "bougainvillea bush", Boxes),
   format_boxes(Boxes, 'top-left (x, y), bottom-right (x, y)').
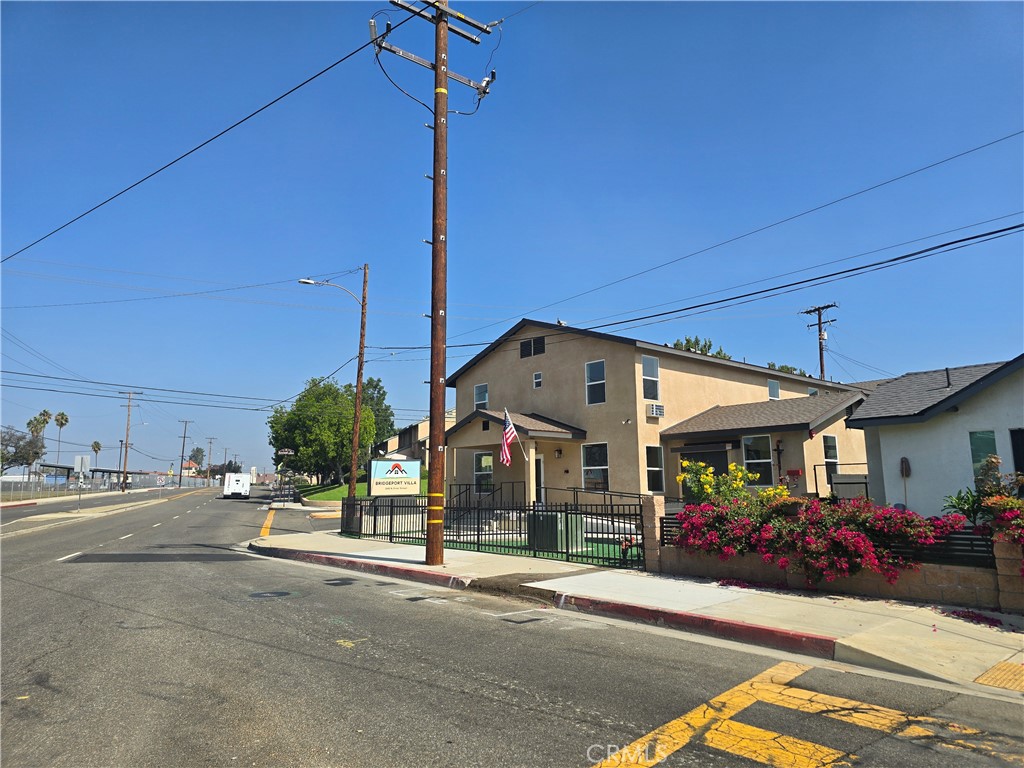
top-left (674, 462), bottom-right (967, 585)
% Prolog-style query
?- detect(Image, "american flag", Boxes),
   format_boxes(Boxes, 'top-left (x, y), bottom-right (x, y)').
top-left (499, 409), bottom-right (518, 466)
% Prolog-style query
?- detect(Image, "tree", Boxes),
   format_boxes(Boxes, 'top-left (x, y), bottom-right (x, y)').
top-left (673, 336), bottom-right (731, 360)
top-left (91, 441), bottom-right (102, 467)
top-left (54, 411), bottom-right (69, 464)
top-left (267, 377), bottom-right (378, 485)
top-left (188, 447), bottom-right (205, 469)
top-left (27, 410), bottom-right (52, 438)
top-left (2, 426), bottom-right (45, 474)
top-left (360, 377), bottom-right (396, 443)
top-left (767, 362), bottom-right (809, 377)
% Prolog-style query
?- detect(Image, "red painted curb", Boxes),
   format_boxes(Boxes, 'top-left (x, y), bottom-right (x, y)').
top-left (0, 501), bottom-right (38, 509)
top-left (555, 594), bottom-right (837, 659)
top-left (248, 544), bottom-right (474, 590)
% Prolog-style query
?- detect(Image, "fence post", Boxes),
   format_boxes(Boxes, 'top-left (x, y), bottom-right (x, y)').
top-left (641, 495), bottom-right (663, 572)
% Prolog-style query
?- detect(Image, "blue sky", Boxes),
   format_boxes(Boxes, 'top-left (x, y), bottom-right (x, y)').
top-left (2, 1), bottom-right (1022, 475)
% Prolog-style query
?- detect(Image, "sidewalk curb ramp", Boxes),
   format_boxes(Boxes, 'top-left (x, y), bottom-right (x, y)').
top-left (247, 542), bottom-right (838, 659)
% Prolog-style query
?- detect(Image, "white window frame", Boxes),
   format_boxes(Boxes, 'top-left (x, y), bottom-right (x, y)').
top-left (646, 445), bottom-right (665, 494)
top-left (533, 372), bottom-right (542, 389)
top-left (742, 434), bottom-right (774, 486)
top-left (474, 383), bottom-right (488, 410)
top-left (585, 360), bottom-right (606, 406)
top-left (474, 451), bottom-right (494, 494)
top-left (641, 355), bottom-right (660, 401)
top-left (582, 442), bottom-right (609, 491)
top-left (823, 434), bottom-right (839, 482)
top-left (768, 379), bottom-right (780, 400)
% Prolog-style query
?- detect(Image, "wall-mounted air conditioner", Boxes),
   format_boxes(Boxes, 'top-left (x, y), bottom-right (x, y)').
top-left (647, 403), bottom-right (665, 418)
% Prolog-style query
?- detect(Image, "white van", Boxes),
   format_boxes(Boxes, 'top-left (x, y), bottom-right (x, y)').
top-left (223, 473), bottom-right (250, 499)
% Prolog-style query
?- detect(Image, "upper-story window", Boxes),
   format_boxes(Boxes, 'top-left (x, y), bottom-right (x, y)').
top-left (520, 336), bottom-right (546, 358)
top-left (642, 355), bottom-right (660, 401)
top-left (533, 372), bottom-right (543, 389)
top-left (585, 360), bottom-right (606, 405)
top-left (808, 386), bottom-right (819, 396)
top-left (474, 383), bottom-right (488, 410)
top-left (768, 379), bottom-right (780, 400)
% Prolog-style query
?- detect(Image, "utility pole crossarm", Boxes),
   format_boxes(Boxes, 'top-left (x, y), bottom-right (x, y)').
top-left (801, 303), bottom-right (838, 381)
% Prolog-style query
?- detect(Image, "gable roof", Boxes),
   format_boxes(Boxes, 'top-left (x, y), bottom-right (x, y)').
top-left (847, 354), bottom-right (1024, 428)
top-left (446, 409), bottom-right (587, 441)
top-left (661, 392), bottom-right (863, 441)
top-left (445, 318), bottom-right (858, 390)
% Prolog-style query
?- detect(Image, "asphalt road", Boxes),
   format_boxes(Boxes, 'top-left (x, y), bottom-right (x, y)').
top-left (2, 488), bottom-right (1021, 767)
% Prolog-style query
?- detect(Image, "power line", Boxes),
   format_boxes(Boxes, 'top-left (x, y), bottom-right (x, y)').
top-left (1, 370), bottom-right (279, 403)
top-left (447, 130), bottom-right (1024, 341)
top-left (1, 15), bottom-right (416, 264)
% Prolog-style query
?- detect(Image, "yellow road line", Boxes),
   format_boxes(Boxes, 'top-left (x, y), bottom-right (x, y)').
top-left (704, 719), bottom-right (849, 768)
top-left (260, 509), bottom-right (275, 537)
top-left (591, 662), bottom-right (810, 768)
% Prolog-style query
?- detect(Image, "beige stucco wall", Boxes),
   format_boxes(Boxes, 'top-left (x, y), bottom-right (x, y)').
top-left (447, 323), bottom-right (864, 500)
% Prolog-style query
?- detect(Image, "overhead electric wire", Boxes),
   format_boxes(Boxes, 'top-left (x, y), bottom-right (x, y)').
top-left (0, 370), bottom-right (279, 403)
top-left (1, 15), bottom-right (416, 264)
top-left (447, 130), bottom-right (1024, 341)
top-left (2, 384), bottom-right (266, 412)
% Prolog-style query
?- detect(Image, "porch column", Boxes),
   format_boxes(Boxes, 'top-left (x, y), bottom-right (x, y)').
top-left (526, 440), bottom-right (537, 504)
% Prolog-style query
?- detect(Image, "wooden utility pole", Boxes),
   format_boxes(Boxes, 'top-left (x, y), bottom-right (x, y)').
top-left (801, 303), bottom-right (838, 380)
top-left (372, 2), bottom-right (494, 566)
top-left (348, 263), bottom-right (369, 501)
top-left (178, 419), bottom-right (192, 488)
top-left (119, 391), bottom-right (142, 492)
top-left (206, 437), bottom-right (216, 487)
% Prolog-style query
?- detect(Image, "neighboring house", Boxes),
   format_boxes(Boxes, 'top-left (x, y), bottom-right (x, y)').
top-left (847, 354), bottom-right (1024, 517)
top-left (180, 460), bottom-right (200, 477)
top-left (444, 319), bottom-right (866, 503)
top-left (374, 410), bottom-right (455, 469)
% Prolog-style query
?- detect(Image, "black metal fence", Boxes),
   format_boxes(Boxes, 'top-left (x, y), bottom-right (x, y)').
top-left (342, 496), bottom-right (644, 569)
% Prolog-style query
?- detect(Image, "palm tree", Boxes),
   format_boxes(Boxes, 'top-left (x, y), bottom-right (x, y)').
top-left (91, 441), bottom-right (102, 467)
top-left (54, 412), bottom-right (69, 464)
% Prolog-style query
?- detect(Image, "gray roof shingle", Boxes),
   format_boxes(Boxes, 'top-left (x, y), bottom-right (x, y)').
top-left (847, 356), bottom-right (1022, 426)
top-left (661, 392), bottom-right (863, 440)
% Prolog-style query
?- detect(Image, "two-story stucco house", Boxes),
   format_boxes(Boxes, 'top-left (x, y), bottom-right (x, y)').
top-left (444, 319), bottom-right (867, 504)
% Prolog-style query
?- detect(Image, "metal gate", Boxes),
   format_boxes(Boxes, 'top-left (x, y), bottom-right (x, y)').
top-left (341, 496), bottom-right (644, 569)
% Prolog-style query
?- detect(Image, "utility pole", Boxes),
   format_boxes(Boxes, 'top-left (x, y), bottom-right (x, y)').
top-left (206, 437), bottom-right (216, 488)
top-left (373, 1), bottom-right (494, 566)
top-left (119, 391), bottom-right (142, 492)
top-left (348, 263), bottom-right (369, 501)
top-left (178, 419), bottom-right (192, 488)
top-left (801, 303), bottom-right (838, 381)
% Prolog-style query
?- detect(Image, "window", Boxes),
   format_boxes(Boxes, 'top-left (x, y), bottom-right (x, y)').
top-left (474, 383), bottom-right (488, 410)
top-left (823, 435), bottom-right (838, 483)
top-left (582, 443), bottom-right (609, 491)
top-left (646, 446), bottom-right (665, 493)
top-left (1011, 429), bottom-right (1024, 476)
top-left (533, 372), bottom-right (542, 389)
top-left (768, 379), bottom-right (780, 400)
top-left (969, 430), bottom-right (997, 481)
top-left (520, 336), bottom-right (546, 358)
top-left (474, 452), bottom-right (493, 493)
top-left (482, 421), bottom-right (490, 432)
top-left (742, 435), bottom-right (773, 486)
top-left (586, 360), bottom-right (606, 405)
top-left (808, 387), bottom-right (819, 396)
top-left (642, 355), bottom-right (660, 401)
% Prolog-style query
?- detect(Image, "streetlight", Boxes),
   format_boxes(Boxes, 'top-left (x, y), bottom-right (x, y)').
top-left (299, 265), bottom-right (369, 501)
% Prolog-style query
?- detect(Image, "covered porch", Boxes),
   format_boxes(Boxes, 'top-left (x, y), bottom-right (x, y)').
top-left (445, 409), bottom-right (587, 505)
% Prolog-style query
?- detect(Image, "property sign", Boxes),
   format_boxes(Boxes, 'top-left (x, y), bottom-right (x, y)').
top-left (368, 459), bottom-right (421, 496)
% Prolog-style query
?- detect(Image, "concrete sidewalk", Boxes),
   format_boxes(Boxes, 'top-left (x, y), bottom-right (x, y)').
top-left (246, 529), bottom-right (1024, 694)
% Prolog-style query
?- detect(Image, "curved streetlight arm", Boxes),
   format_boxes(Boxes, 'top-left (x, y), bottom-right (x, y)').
top-left (298, 278), bottom-right (361, 306)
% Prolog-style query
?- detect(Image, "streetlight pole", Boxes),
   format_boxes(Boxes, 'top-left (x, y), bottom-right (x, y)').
top-left (299, 264), bottom-right (369, 500)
